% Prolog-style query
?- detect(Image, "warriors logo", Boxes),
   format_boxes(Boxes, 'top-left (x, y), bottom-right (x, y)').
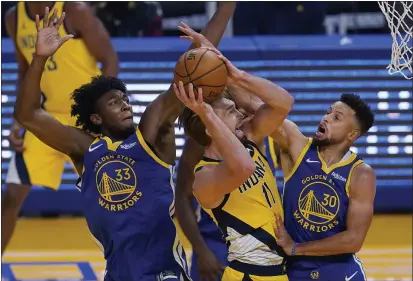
top-left (95, 155), bottom-right (142, 212)
top-left (295, 177), bottom-right (340, 232)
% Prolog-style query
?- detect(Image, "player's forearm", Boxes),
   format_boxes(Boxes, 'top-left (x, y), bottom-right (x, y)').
top-left (14, 55), bottom-right (47, 123)
top-left (193, 2), bottom-right (235, 50)
top-left (175, 196), bottom-right (209, 254)
top-left (100, 54), bottom-right (119, 77)
top-left (235, 72), bottom-right (293, 112)
top-left (227, 84), bottom-right (263, 115)
top-left (200, 110), bottom-right (253, 172)
top-left (295, 230), bottom-right (362, 256)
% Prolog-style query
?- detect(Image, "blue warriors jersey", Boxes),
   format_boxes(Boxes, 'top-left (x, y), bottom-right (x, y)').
top-left (283, 138), bottom-right (363, 270)
top-left (77, 129), bottom-right (190, 281)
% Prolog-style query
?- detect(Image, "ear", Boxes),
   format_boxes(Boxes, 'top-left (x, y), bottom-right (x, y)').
top-left (90, 114), bottom-right (102, 126)
top-left (348, 129), bottom-right (360, 142)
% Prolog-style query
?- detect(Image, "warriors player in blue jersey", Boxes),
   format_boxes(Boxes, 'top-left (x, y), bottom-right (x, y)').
top-left (12, 4), bottom-right (235, 281)
top-left (272, 94), bottom-right (376, 281)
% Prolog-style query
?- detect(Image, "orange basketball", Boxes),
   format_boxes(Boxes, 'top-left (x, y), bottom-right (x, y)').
top-left (174, 48), bottom-right (228, 102)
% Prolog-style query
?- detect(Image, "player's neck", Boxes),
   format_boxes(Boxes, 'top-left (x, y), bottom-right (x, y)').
top-left (318, 143), bottom-right (351, 167)
top-left (204, 145), bottom-right (222, 161)
top-left (27, 2), bottom-right (55, 18)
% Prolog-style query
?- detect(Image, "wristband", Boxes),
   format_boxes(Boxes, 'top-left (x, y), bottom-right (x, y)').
top-left (291, 242), bottom-right (298, 256)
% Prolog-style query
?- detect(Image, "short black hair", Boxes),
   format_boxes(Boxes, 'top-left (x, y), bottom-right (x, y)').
top-left (340, 93), bottom-right (375, 134)
top-left (71, 76), bottom-right (127, 133)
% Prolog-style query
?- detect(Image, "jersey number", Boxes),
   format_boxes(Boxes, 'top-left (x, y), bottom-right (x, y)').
top-left (262, 182), bottom-right (276, 208)
top-left (322, 194), bottom-right (337, 208)
top-left (115, 168), bottom-right (131, 181)
top-left (32, 52), bottom-right (57, 71)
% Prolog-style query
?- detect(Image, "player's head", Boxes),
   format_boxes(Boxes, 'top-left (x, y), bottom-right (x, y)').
top-left (313, 93), bottom-right (374, 147)
top-left (71, 76), bottom-right (135, 139)
top-left (179, 91), bottom-right (246, 147)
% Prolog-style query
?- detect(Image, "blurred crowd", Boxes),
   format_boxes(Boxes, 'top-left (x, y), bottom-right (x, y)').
top-left (1, 1), bottom-right (390, 38)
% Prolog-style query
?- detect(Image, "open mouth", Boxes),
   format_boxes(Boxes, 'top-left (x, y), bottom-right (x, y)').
top-left (316, 123), bottom-right (326, 136)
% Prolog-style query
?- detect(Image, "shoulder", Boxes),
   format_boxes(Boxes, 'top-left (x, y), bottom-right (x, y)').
top-left (64, 2), bottom-right (93, 14)
top-left (64, 2), bottom-right (94, 27)
top-left (353, 162), bottom-right (375, 180)
top-left (349, 162), bottom-right (376, 197)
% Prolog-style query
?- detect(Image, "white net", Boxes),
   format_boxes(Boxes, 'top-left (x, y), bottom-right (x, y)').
top-left (378, 1), bottom-right (413, 80)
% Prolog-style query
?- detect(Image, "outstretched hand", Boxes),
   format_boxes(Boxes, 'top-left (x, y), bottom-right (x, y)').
top-left (178, 22), bottom-right (215, 49)
top-left (173, 82), bottom-right (212, 116)
top-left (35, 7), bottom-right (73, 58)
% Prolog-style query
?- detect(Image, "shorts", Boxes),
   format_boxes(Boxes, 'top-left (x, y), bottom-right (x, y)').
top-left (222, 261), bottom-right (288, 281)
top-left (5, 113), bottom-right (77, 190)
top-left (190, 235), bottom-right (228, 281)
top-left (287, 255), bottom-right (367, 281)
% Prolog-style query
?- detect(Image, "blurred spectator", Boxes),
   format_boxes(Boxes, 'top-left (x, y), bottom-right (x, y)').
top-left (234, 2), bottom-right (328, 35)
top-left (1, 1), bottom-right (17, 37)
top-left (92, 1), bottom-right (163, 37)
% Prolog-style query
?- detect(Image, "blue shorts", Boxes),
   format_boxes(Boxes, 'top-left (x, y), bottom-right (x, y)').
top-left (287, 255), bottom-right (366, 281)
top-left (190, 235), bottom-right (228, 281)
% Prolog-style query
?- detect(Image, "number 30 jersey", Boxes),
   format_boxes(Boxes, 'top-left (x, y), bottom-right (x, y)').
top-left (283, 138), bottom-right (363, 270)
top-left (16, 2), bottom-right (100, 115)
top-left (194, 140), bottom-right (286, 268)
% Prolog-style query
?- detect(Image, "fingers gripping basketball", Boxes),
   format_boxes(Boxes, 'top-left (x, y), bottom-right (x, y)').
top-left (174, 48), bottom-right (228, 102)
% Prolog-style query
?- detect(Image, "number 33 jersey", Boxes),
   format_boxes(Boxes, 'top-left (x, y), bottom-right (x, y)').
top-left (77, 129), bottom-right (189, 281)
top-left (194, 140), bottom-right (285, 267)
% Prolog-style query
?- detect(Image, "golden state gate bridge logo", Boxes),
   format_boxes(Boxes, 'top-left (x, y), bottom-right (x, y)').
top-left (296, 181), bottom-right (340, 230)
top-left (95, 159), bottom-right (139, 208)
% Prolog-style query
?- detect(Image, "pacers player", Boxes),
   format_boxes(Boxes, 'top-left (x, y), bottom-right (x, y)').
top-left (2, 1), bottom-right (118, 254)
top-left (177, 48), bottom-right (294, 281)
top-left (13, 4), bottom-right (234, 280)
top-left (272, 94), bottom-right (376, 281)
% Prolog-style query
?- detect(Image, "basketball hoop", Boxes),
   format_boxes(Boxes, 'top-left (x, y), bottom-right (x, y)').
top-left (377, 1), bottom-right (413, 80)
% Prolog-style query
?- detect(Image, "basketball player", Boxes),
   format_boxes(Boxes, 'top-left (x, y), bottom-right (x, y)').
top-left (177, 47), bottom-right (294, 281)
top-left (12, 3), bottom-right (234, 280)
top-left (2, 1), bottom-right (118, 254)
top-left (176, 111), bottom-right (280, 281)
top-left (271, 94), bottom-right (376, 281)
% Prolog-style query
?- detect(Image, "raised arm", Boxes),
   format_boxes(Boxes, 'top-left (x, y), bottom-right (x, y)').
top-left (175, 83), bottom-right (255, 209)
top-left (14, 8), bottom-right (93, 171)
top-left (139, 3), bottom-right (236, 160)
top-left (275, 163), bottom-right (376, 256)
top-left (65, 2), bottom-right (119, 77)
top-left (218, 54), bottom-right (294, 146)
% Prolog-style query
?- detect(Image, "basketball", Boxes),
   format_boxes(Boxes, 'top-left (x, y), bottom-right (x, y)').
top-left (174, 48), bottom-right (228, 102)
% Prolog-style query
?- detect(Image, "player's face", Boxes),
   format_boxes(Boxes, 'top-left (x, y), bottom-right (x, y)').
top-left (313, 101), bottom-right (358, 147)
top-left (212, 98), bottom-right (245, 139)
top-left (93, 90), bottom-right (135, 138)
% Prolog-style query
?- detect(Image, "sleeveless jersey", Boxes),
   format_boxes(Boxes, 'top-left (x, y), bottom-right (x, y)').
top-left (16, 2), bottom-right (101, 115)
top-left (283, 138), bottom-right (364, 270)
top-left (194, 141), bottom-right (285, 268)
top-left (77, 129), bottom-right (189, 281)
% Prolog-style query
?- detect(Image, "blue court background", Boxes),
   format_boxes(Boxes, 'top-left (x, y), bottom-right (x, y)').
top-left (1, 35), bottom-right (412, 214)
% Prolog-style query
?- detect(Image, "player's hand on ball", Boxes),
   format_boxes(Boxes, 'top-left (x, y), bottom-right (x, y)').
top-left (35, 7), bottom-right (73, 58)
top-left (178, 22), bottom-right (215, 49)
top-left (274, 214), bottom-right (295, 256)
top-left (174, 82), bottom-right (212, 116)
top-left (206, 48), bottom-right (244, 85)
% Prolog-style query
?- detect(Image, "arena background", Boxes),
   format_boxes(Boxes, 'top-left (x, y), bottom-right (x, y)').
top-left (1, 4), bottom-right (412, 281)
